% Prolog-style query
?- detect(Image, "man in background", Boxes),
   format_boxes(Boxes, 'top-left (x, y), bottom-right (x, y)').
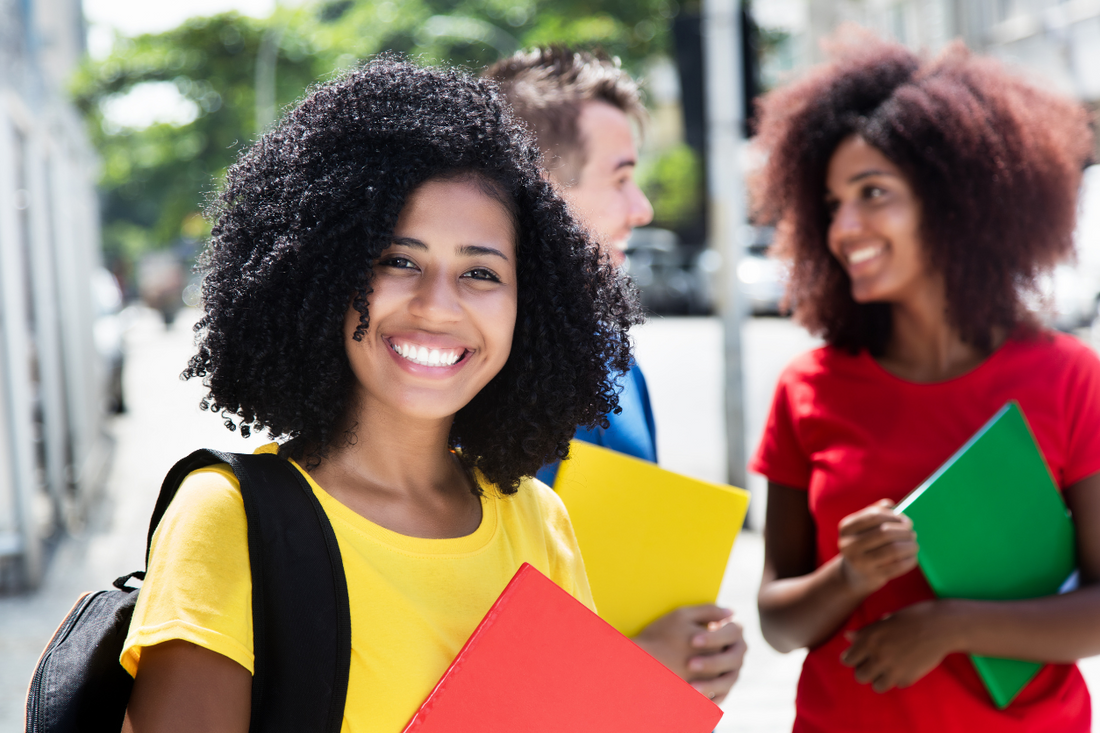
top-left (485, 47), bottom-right (746, 703)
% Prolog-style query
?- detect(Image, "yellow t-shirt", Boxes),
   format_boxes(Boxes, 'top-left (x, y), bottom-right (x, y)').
top-left (122, 445), bottom-right (593, 733)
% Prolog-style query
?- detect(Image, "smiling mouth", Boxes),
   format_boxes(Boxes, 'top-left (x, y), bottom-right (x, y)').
top-left (847, 245), bottom-right (884, 266)
top-left (389, 340), bottom-right (468, 367)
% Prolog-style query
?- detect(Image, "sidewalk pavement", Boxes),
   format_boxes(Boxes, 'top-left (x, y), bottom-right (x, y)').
top-left (1, 310), bottom-right (1098, 731)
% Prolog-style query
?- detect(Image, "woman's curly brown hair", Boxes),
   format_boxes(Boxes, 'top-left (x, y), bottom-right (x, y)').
top-left (184, 56), bottom-right (642, 494)
top-left (750, 29), bottom-right (1094, 354)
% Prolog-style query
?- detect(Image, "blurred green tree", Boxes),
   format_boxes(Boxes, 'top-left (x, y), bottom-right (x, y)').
top-left (72, 14), bottom-right (319, 262)
top-left (73, 1), bottom-right (683, 265)
top-left (636, 142), bottom-right (701, 231)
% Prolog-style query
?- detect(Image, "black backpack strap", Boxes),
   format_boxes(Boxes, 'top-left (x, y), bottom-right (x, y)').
top-left (148, 449), bottom-right (351, 733)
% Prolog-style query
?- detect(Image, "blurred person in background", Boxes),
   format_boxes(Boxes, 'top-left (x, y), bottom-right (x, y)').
top-left (750, 30), bottom-right (1100, 732)
top-left (486, 47), bottom-right (746, 703)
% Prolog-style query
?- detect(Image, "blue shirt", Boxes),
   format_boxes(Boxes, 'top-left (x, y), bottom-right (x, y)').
top-left (536, 362), bottom-right (658, 486)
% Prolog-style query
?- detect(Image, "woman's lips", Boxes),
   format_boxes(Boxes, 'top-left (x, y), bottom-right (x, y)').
top-left (386, 337), bottom-right (470, 368)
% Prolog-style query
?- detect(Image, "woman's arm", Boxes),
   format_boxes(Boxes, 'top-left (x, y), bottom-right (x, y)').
top-left (757, 482), bottom-right (919, 653)
top-left (122, 640), bottom-right (251, 733)
top-left (842, 472), bottom-right (1100, 692)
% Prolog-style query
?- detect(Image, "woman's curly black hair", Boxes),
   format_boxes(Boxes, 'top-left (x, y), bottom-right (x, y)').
top-left (184, 56), bottom-right (642, 493)
top-left (751, 30), bottom-right (1094, 355)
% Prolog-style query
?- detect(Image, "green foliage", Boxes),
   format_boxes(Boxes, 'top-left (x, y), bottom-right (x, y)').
top-left (636, 142), bottom-right (701, 230)
top-left (304, 0), bottom-right (679, 71)
top-left (75, 1), bottom-right (682, 263)
top-left (73, 13), bottom-right (319, 260)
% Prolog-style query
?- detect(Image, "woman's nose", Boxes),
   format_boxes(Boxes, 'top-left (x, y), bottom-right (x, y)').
top-left (829, 201), bottom-right (863, 237)
top-left (409, 271), bottom-right (461, 321)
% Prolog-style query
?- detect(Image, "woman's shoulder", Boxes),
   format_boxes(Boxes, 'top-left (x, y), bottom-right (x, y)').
top-left (151, 462), bottom-right (247, 548)
top-left (1003, 330), bottom-right (1100, 374)
top-left (167, 444), bottom-right (287, 521)
top-left (487, 474), bottom-right (569, 517)
top-left (174, 463), bottom-right (243, 511)
top-left (481, 474), bottom-right (575, 538)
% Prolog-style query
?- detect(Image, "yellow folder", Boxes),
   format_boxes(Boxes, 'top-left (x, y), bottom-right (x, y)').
top-left (553, 441), bottom-right (750, 638)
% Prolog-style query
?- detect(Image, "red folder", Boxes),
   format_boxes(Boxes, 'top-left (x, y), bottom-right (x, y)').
top-left (402, 563), bottom-right (723, 732)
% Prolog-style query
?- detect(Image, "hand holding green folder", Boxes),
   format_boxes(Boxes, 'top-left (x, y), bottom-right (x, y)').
top-left (895, 401), bottom-right (1077, 708)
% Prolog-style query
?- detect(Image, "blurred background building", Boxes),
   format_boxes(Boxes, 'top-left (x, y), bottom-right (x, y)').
top-left (757, 0), bottom-right (1100, 152)
top-left (0, 0), bottom-right (108, 591)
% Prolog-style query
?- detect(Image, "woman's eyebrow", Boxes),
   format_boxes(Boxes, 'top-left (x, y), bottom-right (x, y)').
top-left (458, 244), bottom-right (509, 261)
top-left (390, 237), bottom-right (509, 262)
top-left (848, 169), bottom-right (896, 184)
top-left (390, 236), bottom-right (427, 250)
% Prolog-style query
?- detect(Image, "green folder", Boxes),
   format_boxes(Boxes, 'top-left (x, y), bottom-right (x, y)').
top-left (895, 401), bottom-right (1077, 709)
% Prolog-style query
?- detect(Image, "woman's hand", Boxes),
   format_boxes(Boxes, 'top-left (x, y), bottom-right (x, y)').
top-left (632, 604), bottom-right (747, 704)
top-left (840, 600), bottom-right (959, 692)
top-left (759, 484), bottom-right (909, 652)
top-left (837, 499), bottom-right (919, 596)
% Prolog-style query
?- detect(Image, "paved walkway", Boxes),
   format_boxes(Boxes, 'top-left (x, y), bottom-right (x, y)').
top-left (1, 310), bottom-right (1098, 731)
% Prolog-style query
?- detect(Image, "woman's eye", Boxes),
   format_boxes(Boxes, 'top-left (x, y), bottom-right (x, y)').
top-left (863, 185), bottom-right (886, 200)
top-left (380, 255), bottom-right (415, 269)
top-left (464, 267), bottom-right (501, 283)
top-left (824, 199), bottom-right (839, 217)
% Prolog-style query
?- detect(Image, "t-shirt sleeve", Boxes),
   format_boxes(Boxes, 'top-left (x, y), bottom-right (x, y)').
top-left (1062, 344), bottom-right (1100, 487)
top-left (530, 478), bottom-right (596, 613)
top-left (749, 367), bottom-right (813, 490)
top-left (120, 465), bottom-right (254, 677)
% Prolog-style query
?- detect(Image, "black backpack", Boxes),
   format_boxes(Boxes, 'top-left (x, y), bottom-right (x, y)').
top-left (25, 449), bottom-right (352, 733)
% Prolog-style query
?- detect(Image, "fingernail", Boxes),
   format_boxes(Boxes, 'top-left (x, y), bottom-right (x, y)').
top-left (692, 634), bottom-right (707, 647)
top-left (689, 659), bottom-right (704, 672)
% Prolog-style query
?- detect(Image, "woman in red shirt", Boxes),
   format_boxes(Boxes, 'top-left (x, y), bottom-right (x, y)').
top-left (750, 30), bottom-right (1100, 732)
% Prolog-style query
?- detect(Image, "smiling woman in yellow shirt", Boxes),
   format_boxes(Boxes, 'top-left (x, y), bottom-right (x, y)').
top-left (119, 58), bottom-right (639, 733)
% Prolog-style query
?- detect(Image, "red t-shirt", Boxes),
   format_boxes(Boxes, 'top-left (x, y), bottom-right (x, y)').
top-left (750, 331), bottom-right (1100, 733)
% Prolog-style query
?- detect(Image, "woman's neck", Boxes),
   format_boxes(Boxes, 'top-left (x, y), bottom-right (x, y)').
top-left (305, 407), bottom-right (483, 539)
top-left (877, 283), bottom-right (1002, 383)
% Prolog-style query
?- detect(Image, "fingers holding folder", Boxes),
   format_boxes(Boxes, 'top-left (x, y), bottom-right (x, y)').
top-left (633, 604), bottom-right (747, 703)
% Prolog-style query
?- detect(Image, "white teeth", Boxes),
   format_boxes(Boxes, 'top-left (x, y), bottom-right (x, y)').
top-left (391, 342), bottom-right (463, 367)
top-left (848, 246), bottom-right (881, 265)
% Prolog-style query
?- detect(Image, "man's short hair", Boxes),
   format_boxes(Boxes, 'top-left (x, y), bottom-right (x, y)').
top-left (485, 46), bottom-right (645, 185)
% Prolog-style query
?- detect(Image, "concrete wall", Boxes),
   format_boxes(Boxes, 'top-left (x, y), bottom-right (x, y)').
top-left (0, 0), bottom-right (105, 590)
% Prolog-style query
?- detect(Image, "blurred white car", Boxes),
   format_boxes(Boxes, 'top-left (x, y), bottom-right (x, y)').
top-left (738, 227), bottom-right (789, 316)
top-left (623, 228), bottom-right (713, 315)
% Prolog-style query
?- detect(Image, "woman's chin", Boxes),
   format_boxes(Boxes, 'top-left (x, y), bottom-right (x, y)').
top-left (848, 280), bottom-right (895, 305)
